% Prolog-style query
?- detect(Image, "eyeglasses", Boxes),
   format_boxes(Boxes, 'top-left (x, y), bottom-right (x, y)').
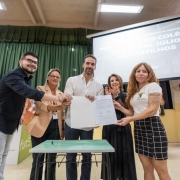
top-left (49, 75), bottom-right (61, 79)
top-left (23, 58), bottom-right (38, 65)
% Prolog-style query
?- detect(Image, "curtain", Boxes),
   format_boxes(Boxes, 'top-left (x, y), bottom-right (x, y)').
top-left (0, 42), bottom-right (91, 90)
top-left (0, 26), bottom-right (99, 45)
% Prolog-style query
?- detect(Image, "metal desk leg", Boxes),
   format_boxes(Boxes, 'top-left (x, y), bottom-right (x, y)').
top-left (103, 152), bottom-right (111, 180)
top-left (102, 153), bottom-right (106, 179)
top-left (46, 153), bottom-right (50, 180)
top-left (35, 153), bottom-right (43, 180)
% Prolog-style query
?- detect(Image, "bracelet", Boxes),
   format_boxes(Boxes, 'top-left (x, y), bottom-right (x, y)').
top-left (58, 96), bottom-right (61, 102)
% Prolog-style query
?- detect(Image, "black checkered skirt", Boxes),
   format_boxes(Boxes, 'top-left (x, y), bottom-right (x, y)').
top-left (134, 116), bottom-right (168, 160)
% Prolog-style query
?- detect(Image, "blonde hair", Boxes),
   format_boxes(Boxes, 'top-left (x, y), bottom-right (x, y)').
top-left (45, 68), bottom-right (61, 90)
top-left (126, 62), bottom-right (159, 110)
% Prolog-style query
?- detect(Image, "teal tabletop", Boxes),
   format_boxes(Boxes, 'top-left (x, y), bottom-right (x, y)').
top-left (29, 140), bottom-right (114, 153)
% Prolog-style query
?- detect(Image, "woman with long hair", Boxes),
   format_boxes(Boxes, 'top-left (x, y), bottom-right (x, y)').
top-left (114, 63), bottom-right (171, 180)
top-left (101, 74), bottom-right (137, 180)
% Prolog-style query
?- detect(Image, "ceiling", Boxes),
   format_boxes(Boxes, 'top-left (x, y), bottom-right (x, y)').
top-left (0, 0), bottom-right (180, 31)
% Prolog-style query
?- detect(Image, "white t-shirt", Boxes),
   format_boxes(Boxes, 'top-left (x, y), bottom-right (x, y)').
top-left (130, 82), bottom-right (162, 116)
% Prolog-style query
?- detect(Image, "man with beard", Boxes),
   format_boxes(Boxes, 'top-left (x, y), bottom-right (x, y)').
top-left (64, 54), bottom-right (103, 180)
top-left (0, 52), bottom-right (71, 180)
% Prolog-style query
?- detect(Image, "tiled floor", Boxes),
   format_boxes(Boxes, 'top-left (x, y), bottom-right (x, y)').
top-left (4, 143), bottom-right (180, 180)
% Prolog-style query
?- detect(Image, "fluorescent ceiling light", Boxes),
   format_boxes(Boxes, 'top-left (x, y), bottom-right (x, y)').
top-left (0, 2), bottom-right (7, 10)
top-left (99, 4), bottom-right (143, 13)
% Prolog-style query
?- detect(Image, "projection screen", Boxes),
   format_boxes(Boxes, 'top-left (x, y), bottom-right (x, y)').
top-left (88, 15), bottom-right (180, 84)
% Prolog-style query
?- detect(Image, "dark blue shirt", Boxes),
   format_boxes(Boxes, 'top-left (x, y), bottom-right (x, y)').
top-left (0, 67), bottom-right (45, 134)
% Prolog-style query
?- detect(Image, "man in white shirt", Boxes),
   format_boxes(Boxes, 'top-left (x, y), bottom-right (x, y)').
top-left (64, 54), bottom-right (103, 180)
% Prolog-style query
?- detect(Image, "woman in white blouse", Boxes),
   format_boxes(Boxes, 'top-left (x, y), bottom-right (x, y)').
top-left (114, 63), bottom-right (171, 180)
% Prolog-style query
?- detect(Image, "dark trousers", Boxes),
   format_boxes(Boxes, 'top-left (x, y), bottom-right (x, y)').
top-left (64, 123), bottom-right (93, 180)
top-left (30, 120), bottom-right (60, 180)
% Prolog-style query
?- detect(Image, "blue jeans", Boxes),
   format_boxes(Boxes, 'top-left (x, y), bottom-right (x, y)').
top-left (0, 131), bottom-right (15, 180)
top-left (65, 123), bottom-right (93, 180)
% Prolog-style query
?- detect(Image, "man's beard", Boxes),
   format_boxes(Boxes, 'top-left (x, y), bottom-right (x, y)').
top-left (22, 66), bottom-right (35, 75)
top-left (85, 68), bottom-right (93, 75)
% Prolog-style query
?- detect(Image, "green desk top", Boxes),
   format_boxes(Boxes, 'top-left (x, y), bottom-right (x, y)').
top-left (29, 140), bottom-right (114, 153)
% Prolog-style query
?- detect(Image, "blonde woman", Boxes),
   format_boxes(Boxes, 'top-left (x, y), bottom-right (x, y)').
top-left (26, 68), bottom-right (70, 180)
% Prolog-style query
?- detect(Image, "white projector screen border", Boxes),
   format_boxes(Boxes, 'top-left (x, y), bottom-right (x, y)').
top-left (89, 15), bottom-right (180, 84)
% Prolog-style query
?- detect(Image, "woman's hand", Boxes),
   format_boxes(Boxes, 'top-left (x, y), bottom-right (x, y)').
top-left (111, 86), bottom-right (120, 99)
top-left (113, 100), bottom-right (121, 110)
top-left (105, 86), bottom-right (111, 95)
top-left (115, 117), bottom-right (131, 126)
top-left (62, 100), bottom-right (71, 107)
top-left (105, 86), bottom-right (120, 99)
top-left (61, 93), bottom-right (72, 102)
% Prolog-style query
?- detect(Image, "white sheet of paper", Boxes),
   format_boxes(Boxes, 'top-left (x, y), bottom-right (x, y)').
top-left (70, 95), bottom-right (117, 128)
top-left (71, 96), bottom-right (95, 128)
top-left (94, 95), bottom-right (117, 126)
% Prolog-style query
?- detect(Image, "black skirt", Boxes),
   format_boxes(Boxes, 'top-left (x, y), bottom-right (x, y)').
top-left (101, 124), bottom-right (137, 180)
top-left (134, 116), bottom-right (168, 160)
